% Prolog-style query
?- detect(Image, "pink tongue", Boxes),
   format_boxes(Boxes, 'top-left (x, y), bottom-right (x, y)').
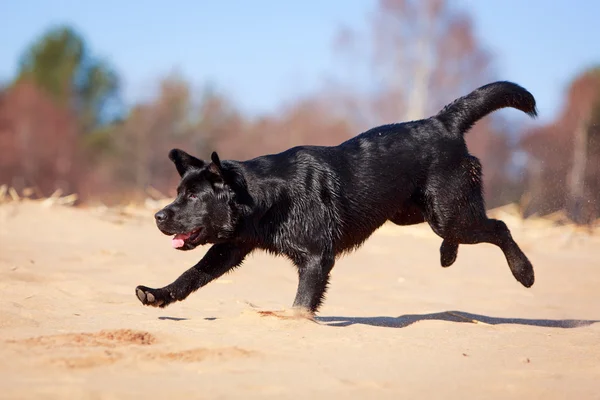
top-left (171, 233), bottom-right (191, 248)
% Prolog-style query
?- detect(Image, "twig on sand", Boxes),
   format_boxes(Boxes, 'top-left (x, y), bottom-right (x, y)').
top-left (0, 186), bottom-right (78, 207)
top-left (40, 189), bottom-right (63, 207)
top-left (39, 189), bottom-right (78, 207)
top-left (8, 187), bottom-right (20, 201)
top-left (446, 311), bottom-right (492, 326)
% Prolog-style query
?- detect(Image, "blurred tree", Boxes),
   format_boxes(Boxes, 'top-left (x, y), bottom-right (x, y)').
top-left (332, 0), bottom-right (519, 208)
top-left (15, 26), bottom-right (121, 133)
top-left (196, 84), bottom-right (246, 159)
top-left (0, 80), bottom-right (78, 194)
top-left (566, 68), bottom-right (600, 223)
top-left (109, 75), bottom-right (195, 198)
top-left (521, 67), bottom-right (600, 223)
top-left (84, 75), bottom-right (242, 201)
top-left (233, 96), bottom-right (355, 161)
top-left (0, 25), bottom-right (123, 198)
top-left (334, 0), bottom-right (492, 126)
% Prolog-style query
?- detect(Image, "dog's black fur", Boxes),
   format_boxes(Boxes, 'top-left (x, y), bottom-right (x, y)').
top-left (136, 81), bottom-right (538, 314)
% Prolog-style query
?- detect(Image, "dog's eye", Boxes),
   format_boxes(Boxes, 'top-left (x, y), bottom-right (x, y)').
top-left (187, 193), bottom-right (197, 200)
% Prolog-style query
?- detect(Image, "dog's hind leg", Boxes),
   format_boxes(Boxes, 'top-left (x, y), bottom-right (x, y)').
top-left (290, 253), bottom-right (335, 315)
top-left (425, 156), bottom-right (534, 287)
top-left (390, 202), bottom-right (459, 267)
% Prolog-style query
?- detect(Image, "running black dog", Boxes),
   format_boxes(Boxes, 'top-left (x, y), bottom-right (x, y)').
top-left (136, 81), bottom-right (537, 315)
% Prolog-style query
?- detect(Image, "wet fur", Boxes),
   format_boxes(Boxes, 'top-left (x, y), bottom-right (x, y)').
top-left (136, 81), bottom-right (538, 314)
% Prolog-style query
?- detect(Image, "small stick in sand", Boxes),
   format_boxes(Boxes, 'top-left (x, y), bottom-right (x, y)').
top-left (446, 311), bottom-right (492, 326)
top-left (8, 187), bottom-right (20, 201)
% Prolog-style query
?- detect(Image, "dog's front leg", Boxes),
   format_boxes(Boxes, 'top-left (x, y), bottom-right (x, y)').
top-left (136, 243), bottom-right (253, 308)
top-left (291, 253), bottom-right (335, 314)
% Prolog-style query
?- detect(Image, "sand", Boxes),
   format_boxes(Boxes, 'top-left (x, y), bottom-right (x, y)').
top-left (0, 201), bottom-right (599, 399)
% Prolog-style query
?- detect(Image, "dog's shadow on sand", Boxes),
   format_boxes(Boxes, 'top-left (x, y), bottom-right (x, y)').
top-left (316, 311), bottom-right (599, 329)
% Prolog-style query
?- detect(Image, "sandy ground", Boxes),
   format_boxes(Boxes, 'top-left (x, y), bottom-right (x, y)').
top-left (0, 201), bottom-right (599, 400)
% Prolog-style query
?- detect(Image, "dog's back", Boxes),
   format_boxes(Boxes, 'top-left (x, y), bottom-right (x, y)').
top-left (237, 81), bottom-right (537, 253)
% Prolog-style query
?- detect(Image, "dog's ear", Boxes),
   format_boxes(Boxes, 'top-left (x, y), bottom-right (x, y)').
top-left (207, 151), bottom-right (224, 181)
top-left (207, 151), bottom-right (248, 198)
top-left (208, 151), bottom-right (228, 183)
top-left (210, 151), bottom-right (222, 169)
top-left (168, 149), bottom-right (205, 177)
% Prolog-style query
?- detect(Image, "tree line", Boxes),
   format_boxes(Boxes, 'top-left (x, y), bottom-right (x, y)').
top-left (0, 0), bottom-right (598, 224)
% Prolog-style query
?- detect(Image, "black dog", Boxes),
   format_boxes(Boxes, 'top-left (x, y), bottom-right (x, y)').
top-left (136, 81), bottom-right (537, 315)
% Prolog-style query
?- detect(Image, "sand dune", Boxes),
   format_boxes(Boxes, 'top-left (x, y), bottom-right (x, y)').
top-left (1, 201), bottom-right (599, 399)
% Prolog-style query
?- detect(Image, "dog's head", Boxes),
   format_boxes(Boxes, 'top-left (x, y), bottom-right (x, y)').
top-left (154, 149), bottom-right (242, 250)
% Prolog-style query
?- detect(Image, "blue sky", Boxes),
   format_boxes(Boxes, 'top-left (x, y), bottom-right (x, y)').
top-left (1, 0), bottom-right (599, 124)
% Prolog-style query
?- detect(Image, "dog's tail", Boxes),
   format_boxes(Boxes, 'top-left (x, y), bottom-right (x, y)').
top-left (435, 81), bottom-right (537, 135)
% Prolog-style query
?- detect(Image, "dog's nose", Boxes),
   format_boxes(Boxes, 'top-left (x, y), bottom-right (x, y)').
top-left (154, 210), bottom-right (168, 223)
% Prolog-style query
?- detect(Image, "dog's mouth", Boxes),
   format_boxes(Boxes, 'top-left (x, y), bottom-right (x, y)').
top-left (171, 228), bottom-right (203, 249)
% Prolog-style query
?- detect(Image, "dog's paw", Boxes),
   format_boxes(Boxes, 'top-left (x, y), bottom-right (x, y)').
top-left (440, 240), bottom-right (458, 268)
top-left (135, 285), bottom-right (173, 308)
top-left (511, 260), bottom-right (535, 288)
